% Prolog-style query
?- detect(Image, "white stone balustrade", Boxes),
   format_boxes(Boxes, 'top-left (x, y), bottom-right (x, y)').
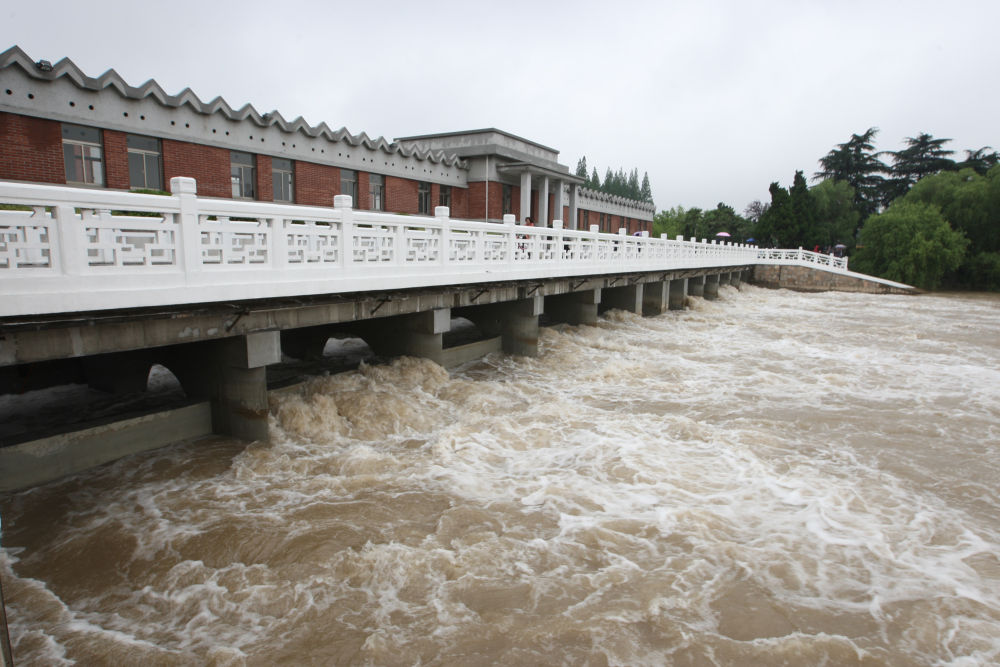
top-left (0, 177), bottom-right (846, 317)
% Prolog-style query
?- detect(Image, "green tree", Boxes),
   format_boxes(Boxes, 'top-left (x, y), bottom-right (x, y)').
top-left (640, 172), bottom-right (653, 203)
top-left (756, 182), bottom-right (796, 246)
top-left (852, 201), bottom-right (967, 289)
top-left (901, 165), bottom-right (1000, 289)
top-left (815, 127), bottom-right (888, 223)
top-left (956, 147), bottom-right (1000, 176)
top-left (789, 170), bottom-right (818, 247)
top-left (887, 133), bottom-right (956, 199)
top-left (701, 202), bottom-right (751, 241)
top-left (809, 179), bottom-right (859, 249)
top-left (575, 156), bottom-right (588, 179)
top-left (589, 168), bottom-right (601, 190)
top-left (628, 168), bottom-right (640, 199)
top-left (653, 206), bottom-right (686, 239)
top-left (743, 200), bottom-right (768, 225)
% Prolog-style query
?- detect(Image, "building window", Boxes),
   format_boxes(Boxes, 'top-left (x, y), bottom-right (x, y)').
top-left (599, 212), bottom-right (606, 232)
top-left (369, 173), bottom-right (384, 211)
top-left (231, 151), bottom-right (256, 199)
top-left (62, 124), bottom-right (104, 186)
top-left (439, 185), bottom-right (451, 209)
top-left (272, 157), bottom-right (294, 202)
top-left (341, 169), bottom-right (358, 207)
top-left (418, 181), bottom-right (431, 215)
top-left (127, 134), bottom-right (162, 190)
top-left (502, 184), bottom-right (512, 216)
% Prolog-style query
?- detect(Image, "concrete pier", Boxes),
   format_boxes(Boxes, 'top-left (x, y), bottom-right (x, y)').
top-left (601, 283), bottom-right (643, 314)
top-left (704, 274), bottom-right (720, 300)
top-left (669, 279), bottom-right (688, 310)
top-left (546, 289), bottom-right (601, 325)
top-left (642, 281), bottom-right (669, 316)
top-left (688, 275), bottom-right (705, 297)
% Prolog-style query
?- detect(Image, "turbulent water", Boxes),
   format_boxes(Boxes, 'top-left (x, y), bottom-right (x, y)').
top-left (2, 285), bottom-right (999, 666)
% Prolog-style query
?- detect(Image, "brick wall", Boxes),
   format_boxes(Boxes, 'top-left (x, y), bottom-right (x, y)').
top-left (296, 161), bottom-right (339, 206)
top-left (450, 184), bottom-right (468, 218)
top-left (103, 129), bottom-right (130, 190)
top-left (257, 155), bottom-right (273, 202)
top-left (0, 112), bottom-right (64, 184)
top-left (357, 172), bottom-right (371, 210)
top-left (386, 176), bottom-right (418, 214)
top-left (162, 139), bottom-right (231, 198)
top-left (467, 182), bottom-right (502, 221)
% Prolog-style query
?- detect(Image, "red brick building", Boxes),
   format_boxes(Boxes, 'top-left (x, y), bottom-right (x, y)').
top-left (0, 46), bottom-right (654, 232)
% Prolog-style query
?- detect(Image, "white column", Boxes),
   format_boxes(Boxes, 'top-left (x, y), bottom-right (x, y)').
top-left (520, 171), bottom-right (531, 223)
top-left (539, 176), bottom-right (549, 227)
top-left (568, 184), bottom-right (579, 230)
top-left (553, 179), bottom-right (565, 228)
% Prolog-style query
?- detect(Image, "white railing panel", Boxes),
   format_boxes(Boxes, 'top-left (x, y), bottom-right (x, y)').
top-left (0, 178), bottom-right (848, 317)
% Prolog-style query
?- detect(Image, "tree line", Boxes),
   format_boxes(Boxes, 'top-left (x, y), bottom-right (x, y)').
top-left (575, 157), bottom-right (654, 205)
top-left (652, 129), bottom-right (999, 290)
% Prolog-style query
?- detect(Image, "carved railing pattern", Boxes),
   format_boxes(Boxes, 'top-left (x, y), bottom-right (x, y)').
top-left (0, 177), bottom-right (847, 317)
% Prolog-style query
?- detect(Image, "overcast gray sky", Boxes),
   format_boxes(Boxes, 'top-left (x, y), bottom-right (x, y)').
top-left (4, 0), bottom-right (998, 214)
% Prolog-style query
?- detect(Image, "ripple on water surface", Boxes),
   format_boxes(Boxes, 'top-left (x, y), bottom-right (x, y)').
top-left (2, 286), bottom-right (999, 665)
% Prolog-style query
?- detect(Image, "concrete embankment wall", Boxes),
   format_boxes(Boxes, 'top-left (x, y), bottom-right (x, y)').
top-left (751, 265), bottom-right (915, 294)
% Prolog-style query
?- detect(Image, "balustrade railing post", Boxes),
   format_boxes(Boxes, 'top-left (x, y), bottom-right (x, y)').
top-left (503, 214), bottom-right (516, 263)
top-left (436, 206), bottom-right (451, 265)
top-left (270, 217), bottom-right (288, 269)
top-left (53, 204), bottom-right (86, 276)
top-left (171, 177), bottom-right (202, 280)
top-left (334, 195), bottom-right (353, 267)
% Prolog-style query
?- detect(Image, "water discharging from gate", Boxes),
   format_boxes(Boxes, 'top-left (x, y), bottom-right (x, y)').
top-left (2, 285), bottom-right (999, 665)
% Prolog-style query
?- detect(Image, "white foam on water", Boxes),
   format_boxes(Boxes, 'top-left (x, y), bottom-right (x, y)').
top-left (2, 287), bottom-right (999, 664)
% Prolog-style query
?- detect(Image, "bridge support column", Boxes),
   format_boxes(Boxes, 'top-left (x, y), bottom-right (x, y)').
top-left (358, 308), bottom-right (451, 363)
top-left (601, 283), bottom-right (643, 314)
top-left (642, 281), bottom-right (668, 316)
top-left (688, 275), bottom-right (705, 297)
top-left (731, 271), bottom-right (743, 287)
top-left (170, 331), bottom-right (280, 442)
top-left (545, 289), bottom-right (601, 325)
top-left (397, 308), bottom-right (450, 362)
top-left (669, 278), bottom-right (688, 310)
top-left (500, 296), bottom-right (543, 357)
top-left (704, 274), bottom-right (720, 300)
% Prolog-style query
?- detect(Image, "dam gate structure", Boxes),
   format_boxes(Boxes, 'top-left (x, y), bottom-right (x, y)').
top-left (0, 178), bottom-right (911, 490)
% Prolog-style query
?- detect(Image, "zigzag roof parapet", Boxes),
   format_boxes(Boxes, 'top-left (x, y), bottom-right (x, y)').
top-left (579, 186), bottom-right (656, 213)
top-left (0, 45), bottom-right (465, 168)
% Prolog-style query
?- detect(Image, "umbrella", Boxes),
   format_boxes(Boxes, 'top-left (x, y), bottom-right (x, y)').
top-left (834, 243), bottom-right (847, 249)
top-left (715, 231), bottom-right (731, 237)
top-left (746, 237), bottom-right (756, 243)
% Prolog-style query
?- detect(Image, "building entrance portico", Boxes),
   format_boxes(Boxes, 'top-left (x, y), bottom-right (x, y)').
top-left (394, 128), bottom-right (587, 229)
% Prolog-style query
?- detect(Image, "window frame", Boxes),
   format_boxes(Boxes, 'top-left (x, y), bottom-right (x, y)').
top-left (418, 181), bottom-right (431, 215)
top-left (340, 169), bottom-right (358, 208)
top-left (368, 173), bottom-right (385, 211)
top-left (230, 151), bottom-right (256, 199)
top-left (62, 123), bottom-right (105, 187)
top-left (502, 183), bottom-right (512, 216)
top-left (126, 134), bottom-right (162, 190)
top-left (439, 185), bottom-right (452, 209)
top-left (272, 157), bottom-right (294, 203)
